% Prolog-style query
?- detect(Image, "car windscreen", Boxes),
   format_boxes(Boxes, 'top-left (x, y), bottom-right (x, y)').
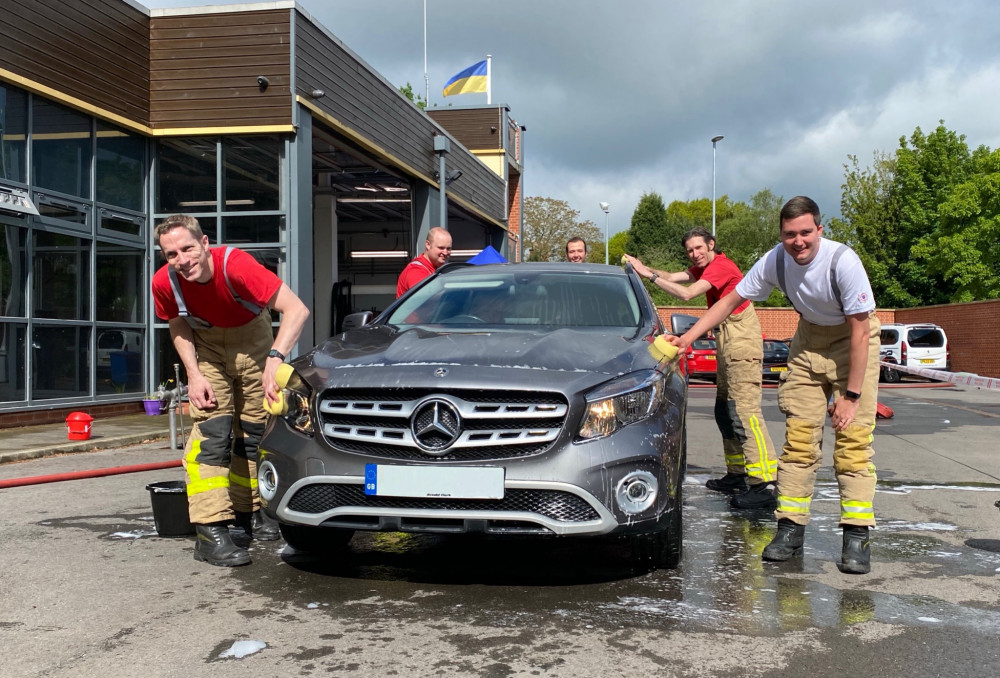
top-left (907, 328), bottom-right (945, 348)
top-left (387, 270), bottom-right (642, 329)
top-left (764, 341), bottom-right (788, 355)
top-left (691, 339), bottom-right (715, 350)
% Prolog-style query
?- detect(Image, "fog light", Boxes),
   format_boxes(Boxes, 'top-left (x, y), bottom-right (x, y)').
top-left (615, 471), bottom-right (658, 514)
top-left (258, 460), bottom-right (279, 502)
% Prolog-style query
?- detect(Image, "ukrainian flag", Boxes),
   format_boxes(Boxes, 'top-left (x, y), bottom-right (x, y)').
top-left (442, 59), bottom-right (488, 97)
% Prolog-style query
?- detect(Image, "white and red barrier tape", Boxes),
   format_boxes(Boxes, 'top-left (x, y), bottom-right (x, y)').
top-left (879, 361), bottom-right (1000, 391)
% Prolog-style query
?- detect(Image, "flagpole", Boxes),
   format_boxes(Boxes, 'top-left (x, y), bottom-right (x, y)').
top-left (423, 0), bottom-right (429, 106)
top-left (486, 54), bottom-right (492, 105)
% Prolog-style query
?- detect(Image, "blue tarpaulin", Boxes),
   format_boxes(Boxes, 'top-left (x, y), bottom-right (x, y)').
top-left (466, 245), bottom-right (507, 265)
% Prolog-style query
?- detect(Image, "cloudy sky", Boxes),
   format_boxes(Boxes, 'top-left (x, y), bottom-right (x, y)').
top-left (145, 0), bottom-right (1000, 234)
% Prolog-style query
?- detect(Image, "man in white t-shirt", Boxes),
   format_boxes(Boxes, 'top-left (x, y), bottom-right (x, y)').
top-left (667, 196), bottom-right (880, 575)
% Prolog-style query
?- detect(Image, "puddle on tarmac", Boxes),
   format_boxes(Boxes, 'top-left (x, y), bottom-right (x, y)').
top-left (31, 480), bottom-right (1000, 635)
top-left (220, 475), bottom-right (1000, 636)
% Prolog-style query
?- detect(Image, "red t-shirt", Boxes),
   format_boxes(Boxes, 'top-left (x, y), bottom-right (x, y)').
top-left (152, 247), bottom-right (281, 327)
top-left (396, 254), bottom-right (436, 298)
top-left (689, 252), bottom-right (751, 314)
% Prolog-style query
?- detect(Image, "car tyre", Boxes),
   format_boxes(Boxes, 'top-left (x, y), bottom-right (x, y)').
top-left (279, 524), bottom-right (354, 554)
top-left (881, 366), bottom-right (901, 384)
top-left (631, 485), bottom-right (683, 569)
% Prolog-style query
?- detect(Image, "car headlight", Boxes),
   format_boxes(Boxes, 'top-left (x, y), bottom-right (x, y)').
top-left (578, 369), bottom-right (666, 440)
top-left (276, 365), bottom-right (314, 436)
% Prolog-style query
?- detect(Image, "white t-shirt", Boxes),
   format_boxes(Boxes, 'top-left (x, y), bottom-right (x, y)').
top-left (736, 239), bottom-right (875, 326)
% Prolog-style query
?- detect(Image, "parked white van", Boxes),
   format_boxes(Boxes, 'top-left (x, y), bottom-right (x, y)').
top-left (879, 323), bottom-right (949, 383)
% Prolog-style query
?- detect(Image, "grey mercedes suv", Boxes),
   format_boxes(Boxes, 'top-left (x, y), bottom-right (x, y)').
top-left (258, 262), bottom-right (688, 568)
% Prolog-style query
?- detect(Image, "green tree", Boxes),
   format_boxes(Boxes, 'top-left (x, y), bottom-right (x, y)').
top-left (625, 192), bottom-right (670, 256)
top-left (834, 150), bottom-right (910, 306)
top-left (523, 196), bottom-right (602, 262)
top-left (398, 82), bottom-right (427, 110)
top-left (715, 189), bottom-right (783, 273)
top-left (607, 230), bottom-right (629, 265)
top-left (911, 146), bottom-right (1000, 301)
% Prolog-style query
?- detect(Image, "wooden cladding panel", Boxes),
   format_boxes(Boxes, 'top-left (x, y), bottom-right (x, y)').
top-left (294, 14), bottom-right (505, 221)
top-left (428, 109), bottom-right (504, 151)
top-left (149, 9), bottom-right (293, 129)
top-left (0, 0), bottom-right (149, 125)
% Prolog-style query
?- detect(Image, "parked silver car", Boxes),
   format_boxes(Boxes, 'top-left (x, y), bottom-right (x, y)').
top-left (258, 262), bottom-right (688, 568)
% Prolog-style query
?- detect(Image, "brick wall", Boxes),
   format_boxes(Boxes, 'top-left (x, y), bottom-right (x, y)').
top-left (658, 299), bottom-right (1000, 378)
top-left (0, 402), bottom-right (145, 429)
top-left (894, 299), bottom-right (1000, 379)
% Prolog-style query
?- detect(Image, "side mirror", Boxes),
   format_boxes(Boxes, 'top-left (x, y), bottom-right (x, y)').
top-left (670, 313), bottom-right (699, 336)
top-left (341, 311), bottom-right (374, 331)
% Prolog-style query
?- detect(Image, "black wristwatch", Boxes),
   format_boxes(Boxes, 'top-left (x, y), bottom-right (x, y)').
top-left (844, 390), bottom-right (861, 402)
top-left (267, 348), bottom-right (286, 361)
top-left (650, 273), bottom-right (659, 282)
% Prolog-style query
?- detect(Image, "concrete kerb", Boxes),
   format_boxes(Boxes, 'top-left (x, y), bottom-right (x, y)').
top-left (0, 432), bottom-right (171, 465)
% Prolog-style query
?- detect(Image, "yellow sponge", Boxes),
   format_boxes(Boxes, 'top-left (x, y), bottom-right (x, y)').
top-left (263, 363), bottom-right (295, 415)
top-left (263, 391), bottom-right (287, 416)
top-left (275, 362), bottom-right (294, 388)
top-left (648, 335), bottom-right (680, 362)
top-left (621, 254), bottom-right (628, 265)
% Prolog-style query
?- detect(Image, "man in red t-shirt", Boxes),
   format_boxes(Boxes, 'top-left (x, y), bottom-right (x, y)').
top-left (396, 226), bottom-right (453, 298)
top-left (625, 227), bottom-right (778, 510)
top-left (152, 214), bottom-right (309, 566)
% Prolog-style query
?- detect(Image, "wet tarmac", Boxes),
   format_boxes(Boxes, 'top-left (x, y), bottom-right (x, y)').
top-left (4, 383), bottom-right (1000, 676)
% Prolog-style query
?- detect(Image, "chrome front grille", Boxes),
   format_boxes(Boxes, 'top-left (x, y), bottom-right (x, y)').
top-left (318, 388), bottom-right (569, 460)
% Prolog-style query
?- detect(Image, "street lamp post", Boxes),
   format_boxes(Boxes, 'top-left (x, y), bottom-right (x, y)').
top-left (599, 202), bottom-right (610, 264)
top-left (711, 135), bottom-right (724, 237)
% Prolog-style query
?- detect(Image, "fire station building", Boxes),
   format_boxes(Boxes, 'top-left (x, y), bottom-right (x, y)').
top-left (0, 0), bottom-right (525, 421)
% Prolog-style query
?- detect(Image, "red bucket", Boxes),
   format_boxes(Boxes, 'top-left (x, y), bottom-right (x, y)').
top-left (66, 412), bottom-right (94, 441)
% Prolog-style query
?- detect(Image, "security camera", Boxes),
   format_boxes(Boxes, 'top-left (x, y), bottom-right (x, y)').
top-left (257, 76), bottom-right (269, 90)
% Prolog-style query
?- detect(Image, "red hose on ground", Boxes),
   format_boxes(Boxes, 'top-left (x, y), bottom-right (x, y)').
top-left (0, 459), bottom-right (182, 489)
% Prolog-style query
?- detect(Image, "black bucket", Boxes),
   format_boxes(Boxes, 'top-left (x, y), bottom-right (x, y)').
top-left (146, 480), bottom-right (195, 537)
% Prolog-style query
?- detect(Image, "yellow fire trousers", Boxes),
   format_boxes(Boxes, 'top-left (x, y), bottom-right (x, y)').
top-left (182, 311), bottom-right (272, 524)
top-left (715, 304), bottom-right (778, 485)
top-left (775, 314), bottom-right (881, 527)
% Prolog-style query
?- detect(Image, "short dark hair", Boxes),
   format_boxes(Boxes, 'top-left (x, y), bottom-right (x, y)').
top-left (154, 214), bottom-right (204, 246)
top-left (681, 227), bottom-right (715, 250)
top-left (565, 237), bottom-right (587, 254)
top-left (779, 196), bottom-right (821, 226)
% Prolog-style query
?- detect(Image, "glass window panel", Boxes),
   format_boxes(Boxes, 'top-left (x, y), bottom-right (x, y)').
top-left (36, 197), bottom-right (88, 225)
top-left (0, 84), bottom-right (28, 184)
top-left (96, 325), bottom-right (144, 395)
top-left (0, 224), bottom-right (27, 318)
top-left (32, 231), bottom-right (90, 320)
top-left (0, 321), bottom-right (27, 402)
top-left (32, 324), bottom-right (90, 399)
top-left (223, 214), bottom-right (283, 244)
top-left (32, 99), bottom-right (92, 199)
top-left (100, 212), bottom-right (143, 238)
top-left (96, 122), bottom-right (144, 211)
top-left (96, 242), bottom-right (144, 322)
top-left (156, 138), bottom-right (216, 213)
top-left (222, 136), bottom-right (280, 212)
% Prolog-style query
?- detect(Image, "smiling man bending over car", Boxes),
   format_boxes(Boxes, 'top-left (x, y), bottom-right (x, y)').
top-left (625, 227), bottom-right (778, 511)
top-left (667, 196), bottom-right (880, 575)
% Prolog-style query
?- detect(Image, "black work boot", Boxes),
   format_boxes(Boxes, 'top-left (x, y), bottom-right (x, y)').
top-left (839, 525), bottom-right (871, 574)
top-left (234, 510), bottom-right (281, 542)
top-left (705, 473), bottom-right (748, 494)
top-left (193, 523), bottom-right (251, 567)
top-left (731, 482), bottom-right (777, 510)
top-left (762, 519), bottom-right (805, 561)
